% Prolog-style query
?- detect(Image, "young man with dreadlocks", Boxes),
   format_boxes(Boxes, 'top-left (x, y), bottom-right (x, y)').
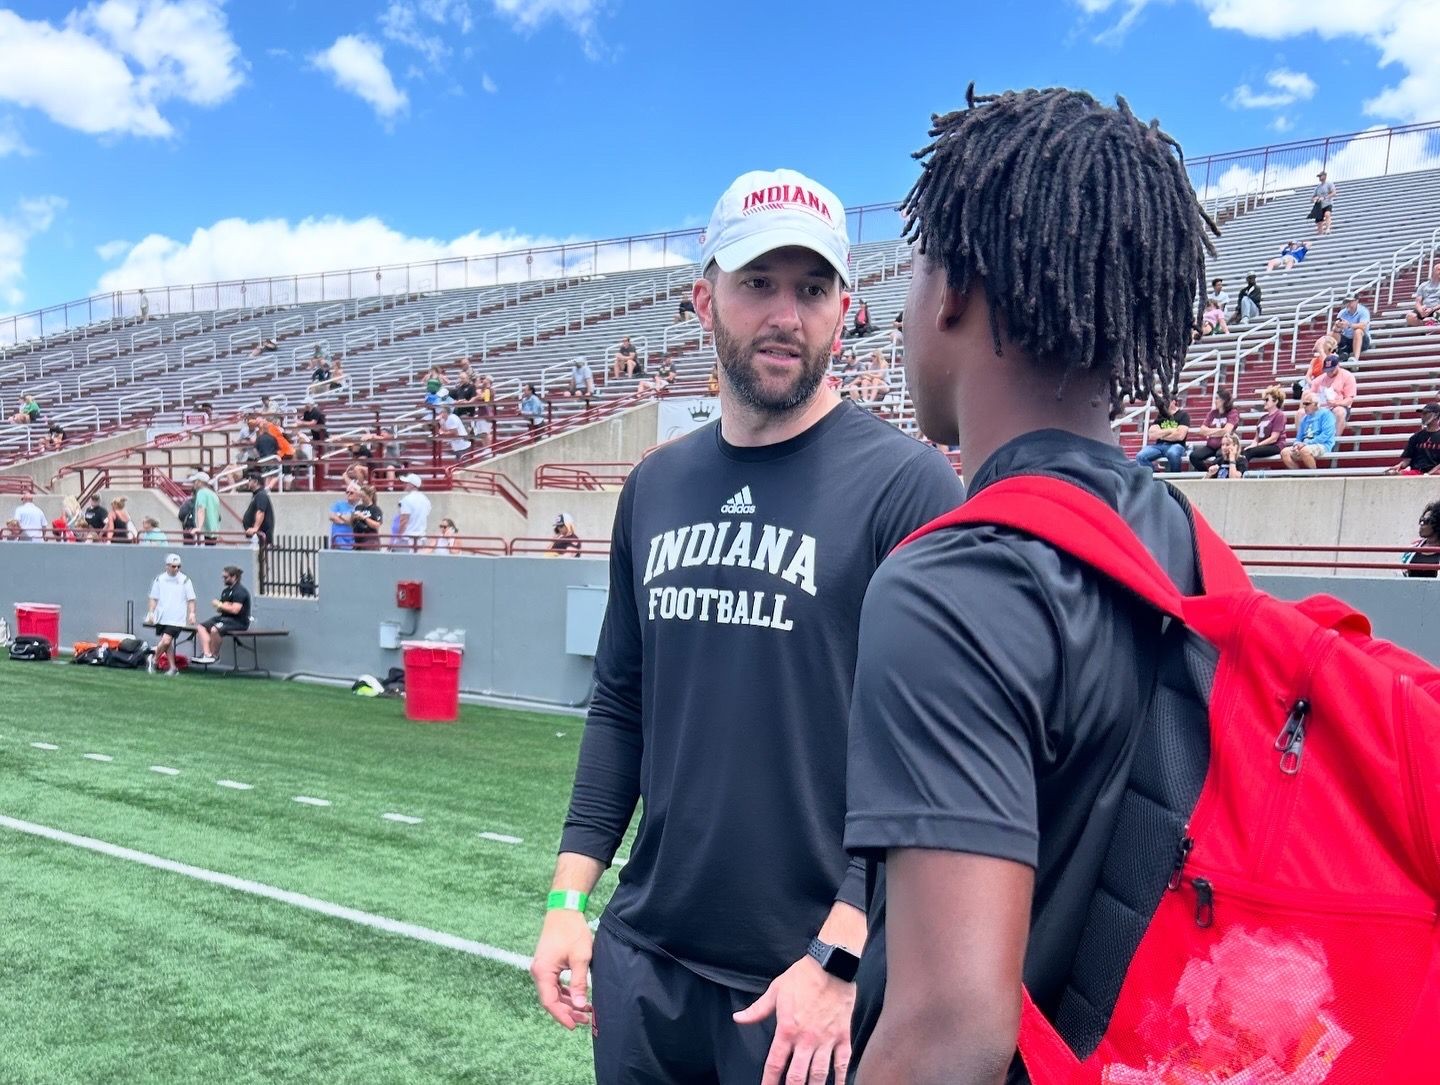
top-left (842, 85), bottom-right (1218, 1084)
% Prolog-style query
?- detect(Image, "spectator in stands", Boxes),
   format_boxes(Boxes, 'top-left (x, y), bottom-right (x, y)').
top-left (12, 487), bottom-right (44, 541)
top-left (638, 359), bottom-right (676, 397)
top-left (188, 472), bottom-right (221, 544)
top-left (106, 497), bottom-right (135, 543)
top-left (707, 364), bottom-right (720, 396)
top-left (850, 297), bottom-right (873, 338)
top-left (1188, 388), bottom-right (1240, 472)
top-left (241, 472), bottom-right (275, 546)
top-left (9, 393), bottom-right (39, 424)
top-left (433, 405), bottom-right (468, 459)
top-left (429, 517), bottom-right (459, 554)
top-left (328, 484), bottom-right (358, 550)
top-left (1333, 296), bottom-right (1372, 363)
top-left (145, 553), bottom-right (196, 676)
top-left (1407, 266), bottom-right (1440, 328)
top-left (1386, 402), bottom-right (1440, 475)
top-left (836, 349), bottom-right (860, 397)
top-left (891, 310), bottom-right (904, 352)
top-left (1209, 278), bottom-right (1229, 312)
top-left (550, 513), bottom-right (581, 557)
top-left (1310, 352), bottom-right (1358, 436)
top-left (1196, 296), bottom-right (1228, 338)
top-left (138, 517), bottom-right (167, 544)
top-left (855, 349), bottom-right (892, 403)
top-left (0, 519), bottom-right (19, 541)
top-left (1311, 171), bottom-right (1336, 230)
top-left (362, 425), bottom-right (398, 483)
top-left (394, 473), bottom-right (431, 551)
top-left (349, 487), bottom-right (383, 551)
top-left (1205, 433), bottom-right (1247, 479)
top-left (1294, 332), bottom-right (1339, 401)
top-left (343, 445), bottom-right (371, 488)
top-left (248, 338), bottom-right (278, 358)
top-left (1242, 385), bottom-right (1289, 464)
top-left (676, 297), bottom-right (697, 323)
top-left (308, 355), bottom-right (332, 394)
top-left (328, 359), bottom-right (347, 392)
top-left (519, 382), bottom-right (546, 422)
top-left (81, 495), bottom-right (107, 540)
top-left (475, 375), bottom-right (497, 445)
top-left (450, 369), bottom-right (478, 430)
top-left (1235, 274), bottom-right (1263, 323)
top-left (42, 423), bottom-right (65, 451)
top-left (191, 565), bottom-right (252, 665)
top-left (258, 395), bottom-right (280, 419)
top-left (138, 289), bottom-right (149, 322)
top-left (424, 366), bottom-right (451, 406)
top-left (1136, 394), bottom-right (1191, 472)
top-left (1266, 240), bottom-right (1308, 271)
top-left (50, 517), bottom-right (77, 542)
top-left (297, 399), bottom-right (327, 448)
top-left (1280, 392), bottom-right (1337, 469)
top-left (1401, 501), bottom-right (1440, 578)
top-left (568, 356), bottom-right (595, 396)
top-left (611, 336), bottom-right (640, 379)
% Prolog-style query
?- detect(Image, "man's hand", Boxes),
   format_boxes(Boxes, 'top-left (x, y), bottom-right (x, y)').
top-left (531, 909), bottom-right (594, 1030)
top-left (734, 955), bottom-right (855, 1085)
top-left (244, 526), bottom-right (257, 537)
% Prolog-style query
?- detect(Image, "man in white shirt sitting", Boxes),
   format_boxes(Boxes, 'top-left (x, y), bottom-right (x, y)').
top-left (394, 473), bottom-right (432, 551)
top-left (145, 553), bottom-right (197, 677)
top-left (12, 487), bottom-right (45, 541)
top-left (437, 405), bottom-right (470, 458)
top-left (1407, 266), bottom-right (1440, 328)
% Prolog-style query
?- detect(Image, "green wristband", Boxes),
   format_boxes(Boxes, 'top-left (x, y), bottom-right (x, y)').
top-left (547, 889), bottom-right (589, 913)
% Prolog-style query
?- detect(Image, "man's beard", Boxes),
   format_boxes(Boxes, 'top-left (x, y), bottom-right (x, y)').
top-left (711, 302), bottom-right (832, 415)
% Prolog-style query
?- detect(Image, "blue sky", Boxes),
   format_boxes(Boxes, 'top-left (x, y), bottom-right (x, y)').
top-left (2, 0), bottom-right (1437, 318)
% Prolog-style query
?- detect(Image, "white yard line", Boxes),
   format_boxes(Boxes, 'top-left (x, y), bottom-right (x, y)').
top-left (215, 780), bottom-right (253, 791)
top-left (149, 766), bottom-right (181, 776)
top-left (30, 742), bottom-right (58, 751)
top-left (0, 814), bottom-right (532, 971)
top-left (477, 832), bottom-right (523, 845)
top-left (382, 813), bottom-right (423, 825)
top-left (83, 754), bottom-right (114, 763)
top-left (293, 797), bottom-right (331, 807)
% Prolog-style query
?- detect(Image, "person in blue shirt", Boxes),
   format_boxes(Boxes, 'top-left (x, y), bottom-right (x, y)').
top-left (1333, 295), bottom-right (1372, 362)
top-left (1266, 240), bottom-right (1307, 271)
top-left (1280, 391), bottom-right (1337, 469)
top-left (327, 486), bottom-right (356, 550)
top-left (519, 382), bottom-right (546, 423)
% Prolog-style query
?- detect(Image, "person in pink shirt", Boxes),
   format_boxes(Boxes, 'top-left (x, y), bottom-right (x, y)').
top-left (1309, 353), bottom-right (1358, 436)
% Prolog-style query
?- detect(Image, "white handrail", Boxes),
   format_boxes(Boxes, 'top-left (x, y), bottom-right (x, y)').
top-left (1344, 260), bottom-right (1384, 301)
top-left (1288, 288), bottom-right (1335, 367)
top-left (235, 353), bottom-right (282, 389)
top-left (0, 361), bottom-right (26, 384)
top-left (389, 312), bottom-right (425, 344)
top-left (172, 315), bottom-right (205, 339)
top-left (852, 253), bottom-right (886, 284)
top-left (179, 371), bottom-right (223, 408)
top-left (273, 312), bottom-right (307, 338)
top-left (86, 338), bottom-right (119, 363)
top-left (356, 296), bottom-right (384, 318)
top-left (293, 342), bottom-right (330, 373)
top-left (539, 360), bottom-right (571, 395)
top-left (624, 280), bottom-right (656, 309)
top-left (427, 338), bottom-right (470, 366)
top-left (76, 365), bottom-right (119, 395)
top-left (130, 326), bottom-right (162, 352)
top-left (116, 385), bottom-right (166, 422)
top-left (435, 298), bottom-right (469, 327)
top-left (666, 268), bottom-right (694, 296)
top-left (1232, 317), bottom-right (1279, 398)
top-left (367, 356), bottom-right (416, 398)
top-left (38, 349), bottom-right (74, 376)
top-left (181, 340), bottom-right (216, 367)
top-left (662, 320), bottom-right (705, 355)
top-left (533, 307), bottom-right (569, 344)
top-left (489, 376), bottom-right (521, 401)
top-left (129, 351), bottom-right (169, 382)
top-left (476, 286), bottom-right (508, 311)
top-left (213, 308), bottom-right (243, 329)
top-left (580, 293), bottom-right (615, 323)
top-left (481, 321), bottom-right (521, 360)
top-left (228, 327), bottom-right (262, 355)
top-left (343, 326), bottom-right (378, 358)
top-left (26, 378), bottom-right (64, 405)
top-left (315, 302), bottom-right (348, 328)
top-left (49, 402), bottom-right (102, 432)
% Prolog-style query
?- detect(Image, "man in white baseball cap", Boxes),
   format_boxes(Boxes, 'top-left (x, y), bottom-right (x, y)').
top-left (145, 553), bottom-right (196, 676)
top-left (393, 473), bottom-right (431, 551)
top-left (532, 168), bottom-right (965, 1084)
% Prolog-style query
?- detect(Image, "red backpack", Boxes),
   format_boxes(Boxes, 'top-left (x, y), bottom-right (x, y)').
top-left (908, 475), bottom-right (1440, 1085)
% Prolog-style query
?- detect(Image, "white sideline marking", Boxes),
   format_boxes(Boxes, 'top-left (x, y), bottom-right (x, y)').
top-left (478, 832), bottom-right (522, 845)
top-left (149, 766), bottom-right (181, 776)
top-left (293, 796), bottom-right (331, 807)
top-left (0, 814), bottom-right (532, 971)
top-left (382, 813), bottom-right (423, 825)
top-left (83, 754), bottom-right (114, 763)
top-left (216, 780), bottom-right (253, 791)
top-left (30, 742), bottom-right (58, 751)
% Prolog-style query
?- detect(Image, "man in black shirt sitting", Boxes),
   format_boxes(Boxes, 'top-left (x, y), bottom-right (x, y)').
top-left (192, 565), bottom-right (252, 664)
top-left (1385, 402), bottom-right (1440, 475)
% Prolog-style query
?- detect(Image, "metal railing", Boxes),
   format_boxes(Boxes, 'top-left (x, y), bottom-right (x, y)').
top-left (533, 462), bottom-right (634, 490)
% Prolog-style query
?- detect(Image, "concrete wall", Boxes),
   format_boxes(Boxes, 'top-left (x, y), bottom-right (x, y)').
top-left (1169, 476), bottom-right (1436, 578)
top-left (525, 489), bottom-right (621, 544)
top-left (0, 427), bottom-right (151, 492)
top-left (1256, 574), bottom-right (1440, 660)
top-left (479, 400), bottom-right (656, 497)
top-left (269, 491), bottom-right (526, 542)
top-left (0, 543), bottom-right (607, 704)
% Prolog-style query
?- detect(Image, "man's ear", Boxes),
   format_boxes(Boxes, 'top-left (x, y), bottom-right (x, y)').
top-left (694, 277), bottom-right (716, 332)
top-left (937, 282), bottom-right (970, 331)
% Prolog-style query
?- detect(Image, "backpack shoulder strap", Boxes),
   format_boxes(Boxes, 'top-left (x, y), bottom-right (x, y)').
top-left (897, 475), bottom-right (1252, 619)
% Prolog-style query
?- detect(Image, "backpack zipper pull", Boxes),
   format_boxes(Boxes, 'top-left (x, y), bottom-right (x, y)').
top-left (1167, 834), bottom-right (1194, 891)
top-left (1192, 877), bottom-right (1215, 928)
top-left (1274, 699), bottom-right (1310, 775)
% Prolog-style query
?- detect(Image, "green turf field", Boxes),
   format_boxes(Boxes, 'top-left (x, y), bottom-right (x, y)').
top-left (0, 661), bottom-right (625, 1084)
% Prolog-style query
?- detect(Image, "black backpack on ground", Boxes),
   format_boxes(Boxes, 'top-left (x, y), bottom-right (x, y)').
top-left (103, 637), bottom-right (149, 669)
top-left (9, 635), bottom-right (52, 661)
top-left (73, 645), bottom-right (108, 665)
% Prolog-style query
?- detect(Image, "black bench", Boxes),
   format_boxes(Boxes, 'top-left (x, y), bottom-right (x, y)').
top-left (144, 624), bottom-right (290, 678)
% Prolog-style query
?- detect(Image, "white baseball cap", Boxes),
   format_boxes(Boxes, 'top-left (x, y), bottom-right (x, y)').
top-left (165, 553), bottom-right (182, 565)
top-left (401, 473), bottom-right (423, 488)
top-left (700, 168), bottom-right (851, 287)
top-left (188, 471), bottom-right (211, 484)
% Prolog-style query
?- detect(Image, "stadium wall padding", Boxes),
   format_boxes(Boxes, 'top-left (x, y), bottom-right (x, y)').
top-left (0, 544), bottom-right (607, 705)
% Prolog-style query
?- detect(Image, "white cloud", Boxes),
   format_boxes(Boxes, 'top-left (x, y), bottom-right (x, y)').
top-left (0, 1), bottom-right (244, 139)
top-left (0, 197), bottom-right (66, 311)
top-left (1227, 67), bottom-right (1317, 109)
top-left (1270, 115), bottom-right (1295, 133)
top-left (1073, 0), bottom-right (1172, 41)
top-left (310, 35), bottom-right (408, 123)
top-left (1197, 124), bottom-right (1440, 201)
top-left (0, 116), bottom-right (30, 157)
top-left (1075, 0), bottom-right (1440, 124)
top-left (380, 0), bottom-right (474, 69)
top-left (491, 0), bottom-right (605, 56)
top-left (481, 73), bottom-right (498, 93)
top-left (92, 213), bottom-right (692, 297)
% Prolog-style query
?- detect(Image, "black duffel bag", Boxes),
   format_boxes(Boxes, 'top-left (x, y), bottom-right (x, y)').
top-left (103, 636), bottom-right (149, 669)
top-left (9, 635), bottom-right (52, 661)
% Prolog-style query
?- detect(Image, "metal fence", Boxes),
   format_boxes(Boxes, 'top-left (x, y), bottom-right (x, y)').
top-left (259, 534), bottom-right (327, 598)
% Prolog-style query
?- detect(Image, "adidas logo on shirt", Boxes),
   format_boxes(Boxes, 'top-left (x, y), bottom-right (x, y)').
top-left (720, 486), bottom-right (756, 515)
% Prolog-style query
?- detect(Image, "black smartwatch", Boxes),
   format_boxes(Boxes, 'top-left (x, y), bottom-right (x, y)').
top-left (806, 937), bottom-right (861, 982)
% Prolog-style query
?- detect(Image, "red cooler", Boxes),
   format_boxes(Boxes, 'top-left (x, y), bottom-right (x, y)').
top-left (402, 641), bottom-right (464, 722)
top-left (15, 603), bottom-right (60, 649)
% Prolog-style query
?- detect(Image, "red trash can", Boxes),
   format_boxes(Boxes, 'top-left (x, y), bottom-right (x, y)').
top-left (402, 640), bottom-right (464, 723)
top-left (15, 603), bottom-right (60, 649)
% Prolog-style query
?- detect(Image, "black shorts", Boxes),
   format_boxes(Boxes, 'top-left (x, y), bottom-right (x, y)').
top-left (154, 624), bottom-right (186, 639)
top-left (202, 616), bottom-right (248, 635)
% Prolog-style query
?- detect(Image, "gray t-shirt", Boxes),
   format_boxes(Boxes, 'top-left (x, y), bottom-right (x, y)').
top-left (1314, 181), bottom-right (1336, 203)
top-left (1416, 279), bottom-right (1440, 309)
top-left (560, 401), bottom-right (966, 991)
top-left (846, 430), bottom-right (1201, 1077)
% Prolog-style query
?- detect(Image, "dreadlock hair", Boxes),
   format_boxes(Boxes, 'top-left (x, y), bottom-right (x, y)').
top-left (900, 83), bottom-right (1219, 410)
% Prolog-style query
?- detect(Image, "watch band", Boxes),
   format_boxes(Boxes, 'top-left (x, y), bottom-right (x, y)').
top-left (807, 936), bottom-right (861, 982)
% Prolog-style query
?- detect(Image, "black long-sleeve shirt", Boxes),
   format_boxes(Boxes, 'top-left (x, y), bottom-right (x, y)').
top-left (559, 401), bottom-right (966, 991)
